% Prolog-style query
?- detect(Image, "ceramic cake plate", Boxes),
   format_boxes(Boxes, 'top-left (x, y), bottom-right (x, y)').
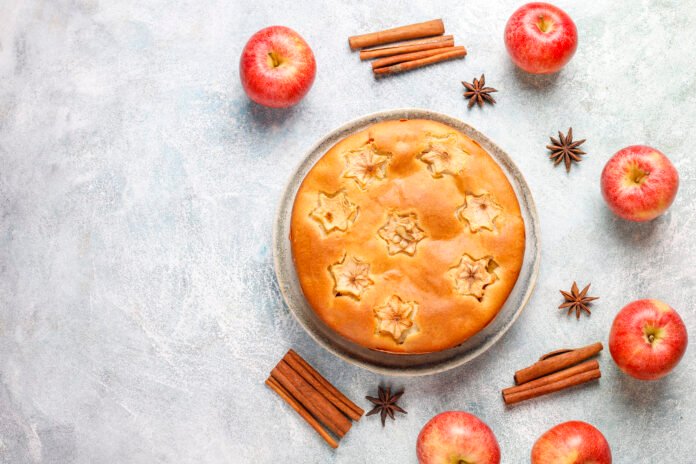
top-left (273, 109), bottom-right (541, 376)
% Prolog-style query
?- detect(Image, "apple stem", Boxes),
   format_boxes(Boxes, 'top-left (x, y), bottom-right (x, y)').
top-left (268, 52), bottom-right (281, 68)
top-left (634, 171), bottom-right (648, 183)
top-left (648, 334), bottom-right (655, 343)
top-left (536, 15), bottom-right (553, 33)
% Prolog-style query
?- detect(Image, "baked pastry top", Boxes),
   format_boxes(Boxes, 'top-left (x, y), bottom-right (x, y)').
top-left (290, 119), bottom-right (525, 354)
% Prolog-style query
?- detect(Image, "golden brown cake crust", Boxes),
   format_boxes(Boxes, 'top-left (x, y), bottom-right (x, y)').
top-left (290, 119), bottom-right (525, 354)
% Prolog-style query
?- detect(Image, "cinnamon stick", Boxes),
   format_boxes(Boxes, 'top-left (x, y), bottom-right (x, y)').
top-left (503, 360), bottom-right (599, 396)
top-left (360, 36), bottom-right (454, 60)
top-left (287, 350), bottom-right (364, 418)
top-left (503, 368), bottom-right (601, 405)
top-left (265, 377), bottom-right (339, 449)
top-left (349, 19), bottom-right (445, 50)
top-left (373, 48), bottom-right (467, 76)
top-left (284, 351), bottom-right (363, 421)
top-left (361, 34), bottom-right (452, 52)
top-left (371, 46), bottom-right (466, 70)
top-left (514, 342), bottom-right (603, 385)
top-left (271, 362), bottom-right (352, 437)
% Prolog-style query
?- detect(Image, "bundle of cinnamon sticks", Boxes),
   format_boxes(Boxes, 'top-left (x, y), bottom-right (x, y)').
top-left (502, 342), bottom-right (603, 405)
top-left (348, 19), bottom-right (466, 76)
top-left (266, 349), bottom-right (364, 448)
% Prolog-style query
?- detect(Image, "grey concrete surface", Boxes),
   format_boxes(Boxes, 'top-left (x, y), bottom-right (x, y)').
top-left (0, 0), bottom-right (694, 462)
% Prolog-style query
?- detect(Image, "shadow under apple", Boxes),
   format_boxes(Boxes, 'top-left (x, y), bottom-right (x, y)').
top-left (244, 98), bottom-right (302, 128)
top-left (611, 369), bottom-right (670, 411)
top-left (598, 205), bottom-right (667, 248)
top-left (509, 63), bottom-right (563, 92)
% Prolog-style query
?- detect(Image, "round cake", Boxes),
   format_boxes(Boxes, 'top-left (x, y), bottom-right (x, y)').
top-left (290, 119), bottom-right (525, 354)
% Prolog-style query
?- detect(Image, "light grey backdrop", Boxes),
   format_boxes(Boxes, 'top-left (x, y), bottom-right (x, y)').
top-left (1, 0), bottom-right (694, 462)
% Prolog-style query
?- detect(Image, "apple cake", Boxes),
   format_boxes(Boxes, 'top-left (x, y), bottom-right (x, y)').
top-left (290, 119), bottom-right (525, 354)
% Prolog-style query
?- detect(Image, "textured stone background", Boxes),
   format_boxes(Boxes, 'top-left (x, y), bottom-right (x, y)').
top-left (1, 0), bottom-right (694, 462)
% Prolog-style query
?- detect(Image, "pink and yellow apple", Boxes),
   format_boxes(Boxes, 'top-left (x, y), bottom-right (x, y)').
top-left (531, 421), bottom-right (611, 464)
top-left (609, 299), bottom-right (687, 380)
top-left (417, 411), bottom-right (500, 464)
top-left (239, 26), bottom-right (316, 108)
top-left (600, 145), bottom-right (679, 221)
top-left (504, 2), bottom-right (578, 74)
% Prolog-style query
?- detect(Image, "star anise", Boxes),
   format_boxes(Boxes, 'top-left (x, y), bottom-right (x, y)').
top-left (462, 74), bottom-right (497, 108)
top-left (366, 386), bottom-right (407, 426)
top-left (559, 282), bottom-right (599, 319)
top-left (546, 128), bottom-right (587, 172)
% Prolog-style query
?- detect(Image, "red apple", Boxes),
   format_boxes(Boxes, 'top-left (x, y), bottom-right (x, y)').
top-left (504, 2), bottom-right (578, 74)
top-left (600, 145), bottom-right (679, 222)
top-left (239, 26), bottom-right (316, 108)
top-left (531, 421), bottom-right (611, 464)
top-left (417, 411), bottom-right (500, 464)
top-left (609, 299), bottom-right (688, 380)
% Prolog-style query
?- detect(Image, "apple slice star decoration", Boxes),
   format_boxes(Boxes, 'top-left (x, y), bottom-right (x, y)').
top-left (418, 135), bottom-right (470, 178)
top-left (456, 193), bottom-right (503, 233)
top-left (374, 295), bottom-right (418, 343)
top-left (462, 74), bottom-right (497, 108)
top-left (449, 254), bottom-right (497, 300)
top-left (547, 127), bottom-right (587, 172)
top-left (329, 254), bottom-right (374, 299)
top-left (365, 386), bottom-right (407, 427)
top-left (559, 282), bottom-right (599, 319)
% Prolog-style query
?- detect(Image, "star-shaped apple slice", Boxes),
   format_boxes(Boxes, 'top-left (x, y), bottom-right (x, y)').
top-left (456, 193), bottom-right (502, 232)
top-left (449, 254), bottom-right (497, 299)
top-left (309, 191), bottom-right (358, 234)
top-left (374, 295), bottom-right (418, 343)
top-left (377, 212), bottom-right (426, 256)
top-left (342, 144), bottom-right (390, 189)
top-left (418, 135), bottom-right (469, 178)
top-left (329, 254), bottom-right (374, 299)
